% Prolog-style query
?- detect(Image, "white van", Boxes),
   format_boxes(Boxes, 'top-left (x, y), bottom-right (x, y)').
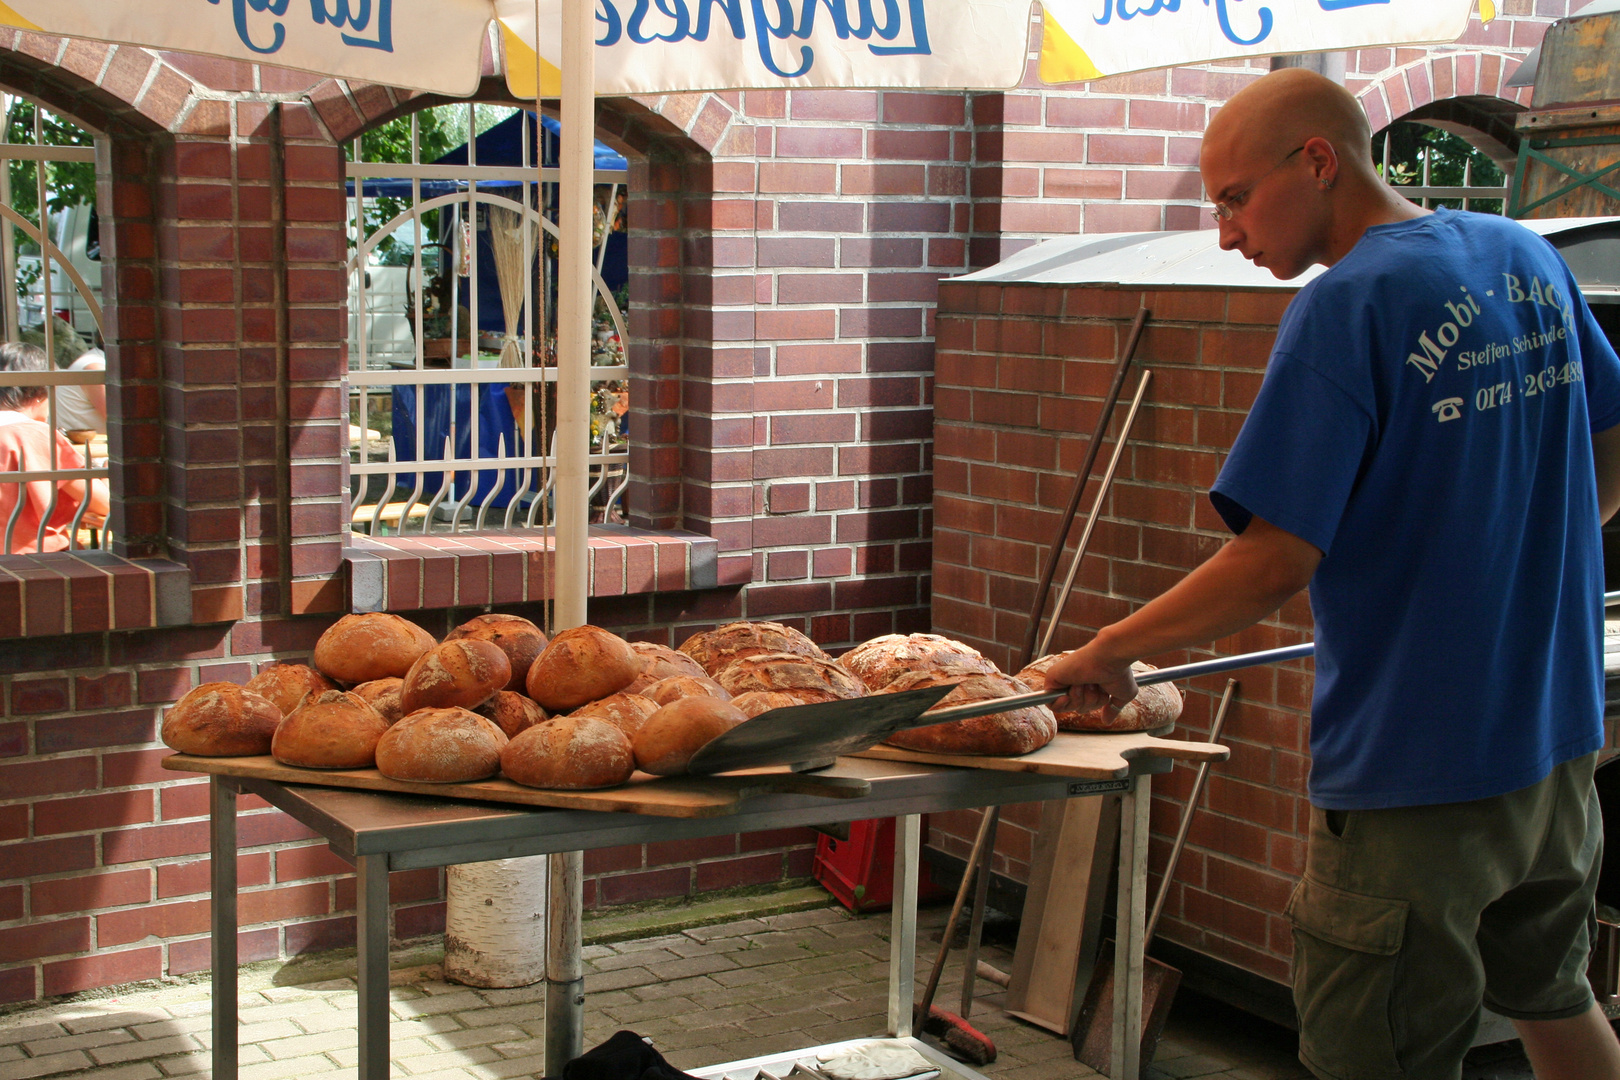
top-left (20, 202), bottom-right (101, 339)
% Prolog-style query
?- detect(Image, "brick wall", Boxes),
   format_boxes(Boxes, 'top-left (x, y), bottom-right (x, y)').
top-left (0, 0), bottom-right (1576, 1004)
top-left (930, 280), bottom-right (1316, 986)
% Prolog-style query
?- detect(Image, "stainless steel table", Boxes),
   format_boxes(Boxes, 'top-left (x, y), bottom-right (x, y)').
top-left (206, 754), bottom-right (1172, 1080)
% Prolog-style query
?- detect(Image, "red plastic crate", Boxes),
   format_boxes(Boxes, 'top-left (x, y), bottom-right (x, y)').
top-left (813, 817), bottom-right (946, 912)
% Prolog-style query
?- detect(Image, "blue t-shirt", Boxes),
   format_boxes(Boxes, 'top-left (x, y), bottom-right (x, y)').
top-left (1211, 209), bottom-right (1620, 810)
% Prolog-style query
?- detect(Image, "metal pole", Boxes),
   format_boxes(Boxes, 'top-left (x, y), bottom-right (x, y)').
top-left (210, 778), bottom-right (238, 1080)
top-left (1110, 774), bottom-right (1151, 1080)
top-left (356, 855), bottom-right (391, 1080)
top-left (545, 849), bottom-right (585, 1071)
top-left (888, 814), bottom-right (921, 1038)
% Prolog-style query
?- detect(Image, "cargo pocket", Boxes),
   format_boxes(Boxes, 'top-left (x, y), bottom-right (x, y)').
top-left (1287, 876), bottom-right (1409, 1080)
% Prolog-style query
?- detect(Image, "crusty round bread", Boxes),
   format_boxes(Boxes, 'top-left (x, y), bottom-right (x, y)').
top-left (350, 677), bottom-right (405, 725)
top-left (1015, 656), bottom-right (1184, 732)
top-left (445, 614), bottom-right (548, 692)
top-left (313, 613), bottom-right (436, 684)
top-left (632, 696), bottom-right (749, 776)
top-left (501, 716), bottom-right (635, 790)
top-left (526, 625), bottom-right (642, 712)
top-left (838, 633), bottom-right (1000, 692)
top-left (571, 691), bottom-right (660, 740)
top-left (245, 663), bottom-right (340, 717)
top-left (271, 690), bottom-right (390, 769)
top-left (714, 652), bottom-right (867, 704)
top-left (161, 682), bottom-right (283, 756)
top-left (401, 638), bottom-right (511, 715)
top-left (729, 690), bottom-right (805, 718)
top-left (640, 674), bottom-right (732, 707)
top-left (880, 670), bottom-right (1055, 756)
top-left (375, 707), bottom-right (508, 783)
top-left (630, 641), bottom-right (707, 680)
top-left (475, 690), bottom-right (550, 740)
top-left (677, 621), bottom-right (827, 676)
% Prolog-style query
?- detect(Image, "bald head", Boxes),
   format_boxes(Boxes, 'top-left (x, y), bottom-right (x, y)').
top-left (1204, 67), bottom-right (1374, 180)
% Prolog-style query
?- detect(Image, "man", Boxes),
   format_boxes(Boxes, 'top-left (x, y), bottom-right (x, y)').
top-left (1043, 68), bottom-right (1620, 1079)
top-left (0, 342), bottom-right (108, 552)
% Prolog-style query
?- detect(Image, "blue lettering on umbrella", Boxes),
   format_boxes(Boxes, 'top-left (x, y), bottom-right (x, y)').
top-left (1091, 0), bottom-right (1272, 47)
top-left (596, 0), bottom-right (930, 76)
top-left (311, 0), bottom-right (395, 51)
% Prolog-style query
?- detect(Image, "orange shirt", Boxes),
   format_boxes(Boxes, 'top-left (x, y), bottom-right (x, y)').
top-left (0, 411), bottom-right (88, 553)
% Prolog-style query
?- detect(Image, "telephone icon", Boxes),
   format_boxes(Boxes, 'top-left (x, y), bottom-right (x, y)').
top-left (1432, 397), bottom-right (1464, 423)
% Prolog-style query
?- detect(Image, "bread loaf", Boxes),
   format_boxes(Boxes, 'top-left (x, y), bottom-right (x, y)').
top-left (445, 613), bottom-right (548, 692)
top-left (475, 690), bottom-right (550, 739)
top-left (313, 613), bottom-right (436, 684)
top-left (640, 674), bottom-right (732, 707)
top-left (501, 716), bottom-right (636, 790)
top-left (161, 682), bottom-right (283, 756)
top-left (838, 633), bottom-right (999, 692)
top-left (678, 621), bottom-right (827, 676)
top-left (350, 678), bottom-right (405, 725)
top-left (374, 707), bottom-right (508, 783)
top-left (880, 671), bottom-right (1055, 756)
top-left (714, 652), bottom-right (866, 704)
top-left (245, 663), bottom-right (339, 717)
top-left (632, 696), bottom-right (749, 775)
top-left (400, 638), bottom-right (511, 714)
top-left (271, 691), bottom-right (390, 769)
top-left (629, 641), bottom-right (707, 681)
top-left (526, 625), bottom-right (642, 712)
top-left (571, 692), bottom-right (660, 740)
top-left (1015, 656), bottom-right (1183, 732)
top-left (728, 690), bottom-right (805, 718)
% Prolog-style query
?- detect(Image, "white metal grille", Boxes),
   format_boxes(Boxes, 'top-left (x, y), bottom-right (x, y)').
top-left (345, 105), bottom-right (630, 536)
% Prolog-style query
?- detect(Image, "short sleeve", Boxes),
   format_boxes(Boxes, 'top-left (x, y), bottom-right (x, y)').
top-left (1573, 291), bottom-right (1620, 434)
top-left (1209, 353), bottom-right (1373, 555)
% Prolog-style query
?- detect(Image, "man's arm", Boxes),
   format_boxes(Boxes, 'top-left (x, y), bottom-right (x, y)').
top-left (1595, 422), bottom-right (1620, 524)
top-left (1043, 515), bottom-right (1321, 711)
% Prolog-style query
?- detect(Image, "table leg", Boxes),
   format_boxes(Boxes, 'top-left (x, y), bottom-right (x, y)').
top-left (211, 777), bottom-right (237, 1080)
top-left (545, 850), bottom-right (585, 1074)
top-left (888, 814), bottom-right (920, 1038)
top-left (1110, 775), bottom-right (1151, 1080)
top-left (356, 854), bottom-right (390, 1080)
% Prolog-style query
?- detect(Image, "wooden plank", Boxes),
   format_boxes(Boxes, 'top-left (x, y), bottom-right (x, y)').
top-left (161, 754), bottom-right (870, 818)
top-left (1003, 793), bottom-right (1119, 1035)
top-left (851, 731), bottom-right (1228, 779)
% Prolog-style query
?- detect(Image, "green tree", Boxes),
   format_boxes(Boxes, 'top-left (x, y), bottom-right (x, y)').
top-left (1376, 121), bottom-right (1505, 214)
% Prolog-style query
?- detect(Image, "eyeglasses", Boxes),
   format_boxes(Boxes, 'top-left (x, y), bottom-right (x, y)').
top-left (1209, 145), bottom-right (1306, 222)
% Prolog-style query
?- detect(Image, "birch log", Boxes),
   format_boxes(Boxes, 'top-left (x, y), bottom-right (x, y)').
top-left (443, 858), bottom-right (548, 987)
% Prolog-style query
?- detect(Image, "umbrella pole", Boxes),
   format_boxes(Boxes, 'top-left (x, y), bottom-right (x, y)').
top-left (545, 0), bottom-right (594, 1072)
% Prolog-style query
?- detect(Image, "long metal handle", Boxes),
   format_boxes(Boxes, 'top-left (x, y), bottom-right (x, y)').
top-left (922, 642), bottom-right (1314, 727)
top-left (1036, 368), bottom-right (1153, 661)
top-left (1145, 678), bottom-right (1236, 942)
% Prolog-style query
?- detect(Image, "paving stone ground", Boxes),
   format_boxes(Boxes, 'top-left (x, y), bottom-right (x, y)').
top-left (0, 904), bottom-right (1536, 1080)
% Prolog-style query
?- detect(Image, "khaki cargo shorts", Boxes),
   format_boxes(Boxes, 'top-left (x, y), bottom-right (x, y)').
top-left (1287, 753), bottom-right (1601, 1080)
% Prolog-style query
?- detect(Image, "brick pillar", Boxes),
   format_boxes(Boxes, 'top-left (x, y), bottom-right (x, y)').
top-left (101, 134), bottom-right (165, 558)
top-left (626, 152), bottom-right (686, 532)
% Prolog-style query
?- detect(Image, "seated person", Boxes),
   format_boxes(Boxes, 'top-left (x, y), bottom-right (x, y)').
top-left (56, 345), bottom-right (107, 438)
top-left (0, 343), bottom-right (109, 552)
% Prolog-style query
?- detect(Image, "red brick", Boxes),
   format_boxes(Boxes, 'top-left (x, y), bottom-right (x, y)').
top-left (98, 899), bottom-right (212, 947)
top-left (35, 790), bottom-right (155, 836)
top-left (43, 947), bottom-right (161, 997)
top-left (32, 870), bottom-right (153, 917)
top-left (0, 919), bottom-right (89, 964)
top-left (0, 755), bottom-right (97, 799)
top-left (598, 867), bottom-right (690, 906)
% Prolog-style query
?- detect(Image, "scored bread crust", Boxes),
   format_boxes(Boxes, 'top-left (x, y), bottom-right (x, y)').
top-left (271, 691), bottom-right (390, 769)
top-left (631, 696), bottom-right (748, 776)
top-left (475, 690), bottom-right (550, 739)
top-left (445, 614), bottom-right (548, 692)
top-left (678, 621), bottom-right (827, 676)
top-left (350, 678), bottom-right (405, 725)
top-left (714, 652), bottom-right (866, 703)
top-left (728, 690), bottom-right (804, 718)
top-left (313, 613), bottom-right (436, 684)
top-left (640, 674), bottom-right (732, 706)
top-left (245, 663), bottom-right (339, 717)
top-left (501, 716), bottom-right (636, 790)
top-left (162, 682), bottom-right (283, 757)
top-left (879, 670), bottom-right (1055, 756)
top-left (570, 692), bottom-right (660, 741)
top-left (375, 707), bottom-right (508, 783)
top-left (526, 625), bottom-right (642, 712)
top-left (401, 638), bottom-right (512, 714)
top-left (837, 633), bottom-right (999, 692)
top-left (1014, 656), bottom-right (1183, 732)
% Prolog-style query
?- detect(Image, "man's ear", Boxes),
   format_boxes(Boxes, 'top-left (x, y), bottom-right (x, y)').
top-left (1303, 136), bottom-right (1339, 189)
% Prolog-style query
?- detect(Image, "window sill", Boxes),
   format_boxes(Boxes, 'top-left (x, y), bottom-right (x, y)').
top-left (0, 553), bottom-right (191, 638)
top-left (345, 525), bottom-right (734, 614)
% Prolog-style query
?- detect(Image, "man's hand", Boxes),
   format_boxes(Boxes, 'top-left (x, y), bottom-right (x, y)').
top-left (1042, 641), bottom-right (1139, 716)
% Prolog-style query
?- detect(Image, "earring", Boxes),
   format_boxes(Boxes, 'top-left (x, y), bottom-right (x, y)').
top-left (1320, 178), bottom-right (1333, 190)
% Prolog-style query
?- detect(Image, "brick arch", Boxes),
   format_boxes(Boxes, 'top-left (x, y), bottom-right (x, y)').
top-left (1355, 51), bottom-right (1532, 137)
top-left (0, 31), bottom-right (205, 134)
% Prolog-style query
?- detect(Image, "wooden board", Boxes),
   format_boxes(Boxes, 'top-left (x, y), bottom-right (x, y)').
top-left (850, 731), bottom-right (1228, 779)
top-left (162, 754), bottom-right (871, 818)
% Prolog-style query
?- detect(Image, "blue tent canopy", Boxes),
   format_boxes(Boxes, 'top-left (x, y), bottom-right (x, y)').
top-left (346, 111), bottom-right (627, 199)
